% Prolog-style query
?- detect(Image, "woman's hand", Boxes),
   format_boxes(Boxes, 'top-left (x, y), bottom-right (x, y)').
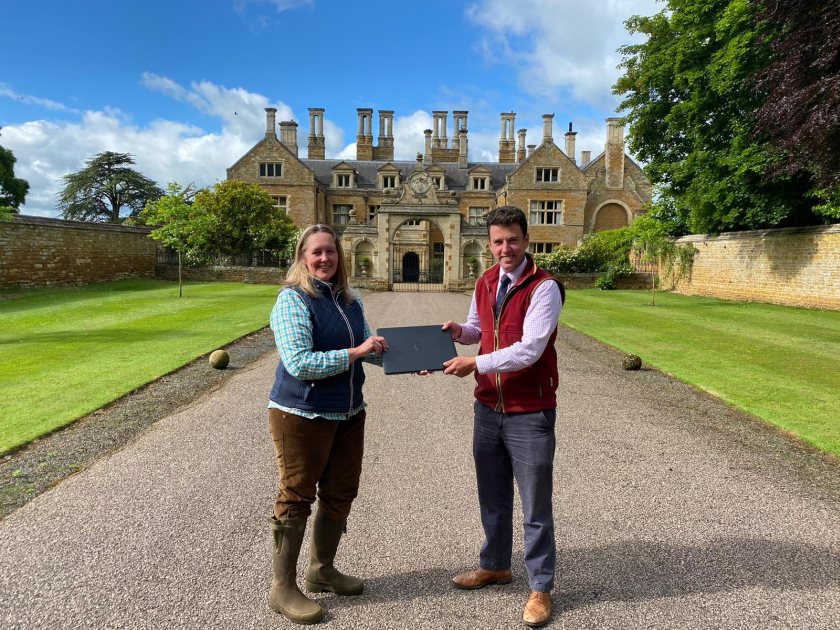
top-left (348, 335), bottom-right (388, 362)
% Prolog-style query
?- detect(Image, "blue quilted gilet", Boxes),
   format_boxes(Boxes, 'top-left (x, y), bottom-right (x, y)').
top-left (269, 280), bottom-right (366, 415)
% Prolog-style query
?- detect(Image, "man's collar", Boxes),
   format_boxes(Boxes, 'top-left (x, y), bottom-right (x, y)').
top-left (499, 256), bottom-right (529, 283)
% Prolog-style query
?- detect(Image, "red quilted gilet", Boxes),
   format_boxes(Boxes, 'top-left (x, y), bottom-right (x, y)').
top-left (474, 256), bottom-right (559, 413)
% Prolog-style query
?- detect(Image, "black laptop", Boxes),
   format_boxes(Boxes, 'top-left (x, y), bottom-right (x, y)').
top-left (377, 325), bottom-right (457, 375)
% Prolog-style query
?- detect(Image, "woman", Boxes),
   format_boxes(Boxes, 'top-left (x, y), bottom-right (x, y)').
top-left (267, 224), bottom-right (387, 625)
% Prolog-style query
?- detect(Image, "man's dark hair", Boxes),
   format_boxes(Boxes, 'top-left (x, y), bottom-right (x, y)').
top-left (486, 205), bottom-right (528, 237)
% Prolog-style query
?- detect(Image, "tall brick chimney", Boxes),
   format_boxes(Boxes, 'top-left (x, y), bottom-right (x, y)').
top-left (279, 120), bottom-right (298, 157)
top-left (376, 110), bottom-right (394, 161)
top-left (564, 122), bottom-right (577, 164)
top-left (498, 112), bottom-right (516, 163)
top-left (605, 118), bottom-right (625, 189)
top-left (458, 127), bottom-right (468, 168)
top-left (356, 108), bottom-right (373, 161)
top-left (265, 108), bottom-right (277, 139)
top-left (517, 129), bottom-right (527, 163)
top-left (307, 108), bottom-right (325, 159)
top-left (542, 114), bottom-right (554, 145)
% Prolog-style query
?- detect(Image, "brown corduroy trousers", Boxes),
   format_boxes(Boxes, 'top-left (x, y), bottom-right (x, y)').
top-left (268, 408), bottom-right (366, 521)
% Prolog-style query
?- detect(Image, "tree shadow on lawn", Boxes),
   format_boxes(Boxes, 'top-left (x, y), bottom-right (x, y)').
top-left (4, 327), bottom-right (208, 346)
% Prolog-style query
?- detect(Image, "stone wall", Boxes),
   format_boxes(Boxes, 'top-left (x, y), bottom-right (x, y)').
top-left (667, 225), bottom-right (840, 310)
top-left (156, 265), bottom-right (286, 285)
top-left (0, 215), bottom-right (156, 287)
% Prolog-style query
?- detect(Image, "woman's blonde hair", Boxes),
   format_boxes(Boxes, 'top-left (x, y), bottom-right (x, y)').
top-left (284, 224), bottom-right (354, 303)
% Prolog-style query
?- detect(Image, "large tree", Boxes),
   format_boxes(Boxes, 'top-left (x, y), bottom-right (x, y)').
top-left (193, 179), bottom-right (297, 260)
top-left (752, 0), bottom-right (840, 220)
top-left (0, 130), bottom-right (29, 212)
top-left (58, 151), bottom-right (163, 223)
top-left (614, 0), bottom-right (817, 234)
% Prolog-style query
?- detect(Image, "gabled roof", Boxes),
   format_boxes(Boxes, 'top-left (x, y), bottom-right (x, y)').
top-left (226, 136), bottom-right (313, 175)
top-left (506, 140), bottom-right (580, 179)
top-left (301, 159), bottom-right (517, 190)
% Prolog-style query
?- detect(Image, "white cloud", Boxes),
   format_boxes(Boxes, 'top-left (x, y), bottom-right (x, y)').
top-left (465, 0), bottom-right (660, 108)
top-left (234, 0), bottom-right (313, 11)
top-left (3, 77), bottom-right (297, 217)
top-left (393, 111), bottom-right (433, 161)
top-left (0, 83), bottom-right (80, 113)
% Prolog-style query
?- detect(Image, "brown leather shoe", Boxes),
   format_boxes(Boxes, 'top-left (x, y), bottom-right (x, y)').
top-left (522, 591), bottom-right (551, 627)
top-left (451, 567), bottom-right (513, 590)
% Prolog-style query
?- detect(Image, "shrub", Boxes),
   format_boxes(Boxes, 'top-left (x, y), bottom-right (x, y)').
top-left (594, 262), bottom-right (633, 289)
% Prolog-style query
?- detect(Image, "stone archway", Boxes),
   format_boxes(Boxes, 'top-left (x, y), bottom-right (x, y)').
top-left (374, 207), bottom-right (462, 290)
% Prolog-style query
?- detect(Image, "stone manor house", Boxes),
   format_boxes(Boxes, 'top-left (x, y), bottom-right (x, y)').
top-left (227, 107), bottom-right (652, 289)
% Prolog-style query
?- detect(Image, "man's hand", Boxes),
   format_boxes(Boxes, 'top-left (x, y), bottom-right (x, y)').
top-left (442, 320), bottom-right (462, 341)
top-left (443, 356), bottom-right (477, 378)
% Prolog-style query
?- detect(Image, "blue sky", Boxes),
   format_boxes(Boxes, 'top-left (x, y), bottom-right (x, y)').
top-left (1, 0), bottom-right (660, 217)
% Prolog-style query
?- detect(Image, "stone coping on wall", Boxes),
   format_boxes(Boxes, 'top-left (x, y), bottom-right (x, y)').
top-left (674, 223), bottom-right (840, 243)
top-left (11, 214), bottom-right (152, 234)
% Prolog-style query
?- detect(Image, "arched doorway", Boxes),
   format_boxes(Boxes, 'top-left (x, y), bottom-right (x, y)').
top-left (402, 252), bottom-right (420, 281)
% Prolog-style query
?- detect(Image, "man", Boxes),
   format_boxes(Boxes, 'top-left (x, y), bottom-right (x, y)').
top-left (442, 205), bottom-right (564, 628)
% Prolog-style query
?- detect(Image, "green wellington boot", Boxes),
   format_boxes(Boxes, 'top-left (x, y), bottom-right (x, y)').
top-left (304, 511), bottom-right (364, 595)
top-left (269, 517), bottom-right (323, 624)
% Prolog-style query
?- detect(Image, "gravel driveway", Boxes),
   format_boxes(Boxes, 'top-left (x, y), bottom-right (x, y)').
top-left (1, 291), bottom-right (838, 629)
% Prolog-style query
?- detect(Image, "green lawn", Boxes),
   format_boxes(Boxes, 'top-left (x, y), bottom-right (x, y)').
top-left (561, 290), bottom-right (840, 458)
top-left (0, 280), bottom-right (280, 454)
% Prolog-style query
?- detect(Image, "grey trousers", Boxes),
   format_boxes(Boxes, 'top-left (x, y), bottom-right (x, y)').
top-left (472, 400), bottom-right (557, 592)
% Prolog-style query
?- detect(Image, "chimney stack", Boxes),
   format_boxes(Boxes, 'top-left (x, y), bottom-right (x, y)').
top-left (423, 129), bottom-right (432, 165)
top-left (452, 111), bottom-right (468, 151)
top-left (517, 129), bottom-right (527, 162)
top-left (564, 122), bottom-right (577, 164)
top-left (581, 150), bottom-right (591, 166)
top-left (498, 112), bottom-right (516, 163)
top-left (432, 111), bottom-right (448, 148)
top-left (542, 114), bottom-right (554, 144)
top-left (307, 108), bottom-right (325, 159)
top-left (279, 120), bottom-right (299, 157)
top-left (356, 108), bottom-right (374, 160)
top-left (458, 127), bottom-right (468, 168)
top-left (265, 108), bottom-right (277, 139)
top-left (605, 118), bottom-right (625, 189)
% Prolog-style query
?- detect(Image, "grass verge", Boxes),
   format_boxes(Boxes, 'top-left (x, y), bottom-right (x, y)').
top-left (561, 290), bottom-right (840, 458)
top-left (0, 279), bottom-right (279, 454)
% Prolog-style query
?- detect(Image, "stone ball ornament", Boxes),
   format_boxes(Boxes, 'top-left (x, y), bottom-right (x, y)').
top-left (622, 354), bottom-right (642, 371)
top-left (209, 350), bottom-right (230, 369)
